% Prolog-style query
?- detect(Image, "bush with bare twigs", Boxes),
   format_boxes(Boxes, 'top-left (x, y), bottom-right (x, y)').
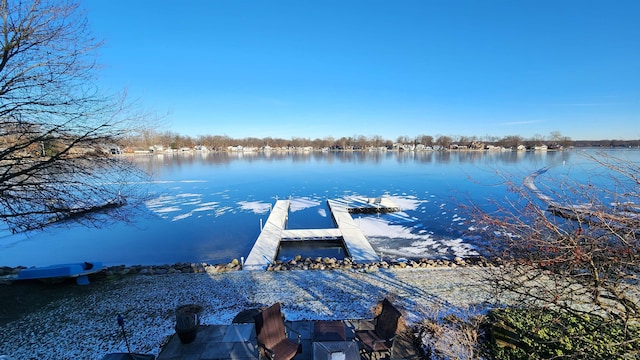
top-left (474, 151), bottom-right (640, 358)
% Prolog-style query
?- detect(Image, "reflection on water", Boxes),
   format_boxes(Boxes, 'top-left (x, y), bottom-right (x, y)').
top-left (0, 149), bottom-right (637, 267)
top-left (277, 240), bottom-right (348, 261)
top-left (133, 148), bottom-right (575, 172)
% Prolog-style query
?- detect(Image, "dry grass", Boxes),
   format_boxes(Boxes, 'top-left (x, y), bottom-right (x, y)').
top-left (416, 305), bottom-right (486, 360)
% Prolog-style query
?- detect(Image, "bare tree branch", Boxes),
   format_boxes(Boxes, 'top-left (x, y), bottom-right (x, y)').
top-left (0, 0), bottom-right (147, 232)
top-left (475, 151), bottom-right (639, 347)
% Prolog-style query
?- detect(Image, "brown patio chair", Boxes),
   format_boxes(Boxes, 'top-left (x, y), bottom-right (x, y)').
top-left (253, 303), bottom-right (301, 360)
top-left (355, 298), bottom-right (402, 359)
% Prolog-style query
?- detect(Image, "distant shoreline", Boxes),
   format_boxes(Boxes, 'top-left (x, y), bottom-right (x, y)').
top-left (114, 145), bottom-right (640, 156)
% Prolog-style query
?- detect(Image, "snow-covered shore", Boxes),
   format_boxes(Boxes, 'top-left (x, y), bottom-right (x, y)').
top-left (0, 267), bottom-right (496, 359)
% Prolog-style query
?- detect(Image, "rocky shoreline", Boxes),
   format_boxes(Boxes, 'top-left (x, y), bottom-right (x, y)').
top-left (0, 256), bottom-right (495, 280)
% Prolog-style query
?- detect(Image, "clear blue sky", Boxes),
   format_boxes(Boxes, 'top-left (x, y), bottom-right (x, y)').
top-left (82, 0), bottom-right (639, 140)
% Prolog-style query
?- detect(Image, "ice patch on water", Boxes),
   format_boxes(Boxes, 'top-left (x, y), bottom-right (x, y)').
top-left (384, 211), bottom-right (414, 223)
top-left (192, 202), bottom-right (219, 212)
top-left (177, 193), bottom-right (202, 198)
top-left (200, 201), bottom-right (219, 207)
top-left (397, 238), bottom-right (439, 255)
top-left (154, 206), bottom-right (181, 214)
top-left (237, 201), bottom-right (272, 214)
top-left (358, 217), bottom-right (424, 239)
top-left (145, 195), bottom-right (174, 207)
top-left (357, 211), bottom-right (479, 259)
top-left (290, 197), bottom-right (321, 212)
top-left (193, 205), bottom-right (218, 212)
top-left (172, 213), bottom-right (192, 221)
top-left (441, 238), bottom-right (479, 257)
top-left (452, 214), bottom-right (466, 222)
top-left (146, 193), bottom-right (224, 220)
top-left (216, 206), bottom-right (233, 217)
top-left (386, 195), bottom-right (422, 211)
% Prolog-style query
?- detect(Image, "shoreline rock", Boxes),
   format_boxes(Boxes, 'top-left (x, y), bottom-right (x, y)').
top-left (264, 255), bottom-right (495, 271)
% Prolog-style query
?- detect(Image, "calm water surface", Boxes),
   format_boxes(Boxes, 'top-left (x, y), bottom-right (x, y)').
top-left (1, 149), bottom-right (638, 267)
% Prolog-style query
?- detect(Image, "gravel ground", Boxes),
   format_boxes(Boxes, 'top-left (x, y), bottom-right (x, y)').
top-left (0, 267), bottom-right (499, 360)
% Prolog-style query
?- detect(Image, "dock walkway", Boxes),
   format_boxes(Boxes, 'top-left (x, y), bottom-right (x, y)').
top-left (243, 198), bottom-right (398, 270)
top-left (327, 199), bottom-right (380, 263)
top-left (243, 200), bottom-right (290, 271)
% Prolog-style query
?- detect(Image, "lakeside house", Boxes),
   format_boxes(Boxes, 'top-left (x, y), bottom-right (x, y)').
top-left (449, 144), bottom-right (468, 150)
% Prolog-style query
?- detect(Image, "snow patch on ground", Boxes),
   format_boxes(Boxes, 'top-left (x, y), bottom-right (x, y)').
top-left (0, 269), bottom-right (495, 359)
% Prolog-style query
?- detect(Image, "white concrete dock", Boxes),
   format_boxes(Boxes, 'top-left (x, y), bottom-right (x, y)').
top-left (243, 200), bottom-right (290, 270)
top-left (327, 199), bottom-right (380, 262)
top-left (243, 198), bottom-right (396, 270)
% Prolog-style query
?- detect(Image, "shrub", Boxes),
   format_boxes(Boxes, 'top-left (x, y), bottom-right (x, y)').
top-left (486, 307), bottom-right (640, 359)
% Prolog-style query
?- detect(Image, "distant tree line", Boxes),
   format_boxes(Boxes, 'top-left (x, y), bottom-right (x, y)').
top-left (121, 130), bottom-right (639, 151)
top-left (573, 139), bottom-right (640, 147)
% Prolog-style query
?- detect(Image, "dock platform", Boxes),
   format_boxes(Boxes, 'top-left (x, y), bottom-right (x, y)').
top-left (341, 196), bottom-right (401, 214)
top-left (243, 197), bottom-right (398, 270)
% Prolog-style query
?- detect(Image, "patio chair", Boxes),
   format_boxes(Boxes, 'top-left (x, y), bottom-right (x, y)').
top-left (253, 303), bottom-right (301, 360)
top-left (355, 298), bottom-right (402, 359)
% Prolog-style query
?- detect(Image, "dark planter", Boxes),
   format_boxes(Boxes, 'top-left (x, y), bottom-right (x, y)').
top-left (175, 304), bottom-right (203, 344)
top-left (176, 327), bottom-right (198, 344)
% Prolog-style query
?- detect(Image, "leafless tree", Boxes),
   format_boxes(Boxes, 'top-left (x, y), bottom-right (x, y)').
top-left (474, 151), bottom-right (640, 352)
top-left (549, 130), bottom-right (573, 148)
top-left (435, 135), bottom-right (452, 149)
top-left (526, 133), bottom-right (546, 147)
top-left (498, 135), bottom-right (524, 149)
top-left (457, 135), bottom-right (471, 147)
top-left (0, 0), bottom-right (147, 232)
top-left (370, 135), bottom-right (384, 148)
top-left (417, 134), bottom-right (433, 147)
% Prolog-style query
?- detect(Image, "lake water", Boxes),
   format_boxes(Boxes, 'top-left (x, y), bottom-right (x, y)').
top-left (1, 148), bottom-right (638, 267)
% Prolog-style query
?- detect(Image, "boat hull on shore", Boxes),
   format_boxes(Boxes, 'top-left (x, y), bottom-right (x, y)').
top-left (15, 261), bottom-right (103, 285)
